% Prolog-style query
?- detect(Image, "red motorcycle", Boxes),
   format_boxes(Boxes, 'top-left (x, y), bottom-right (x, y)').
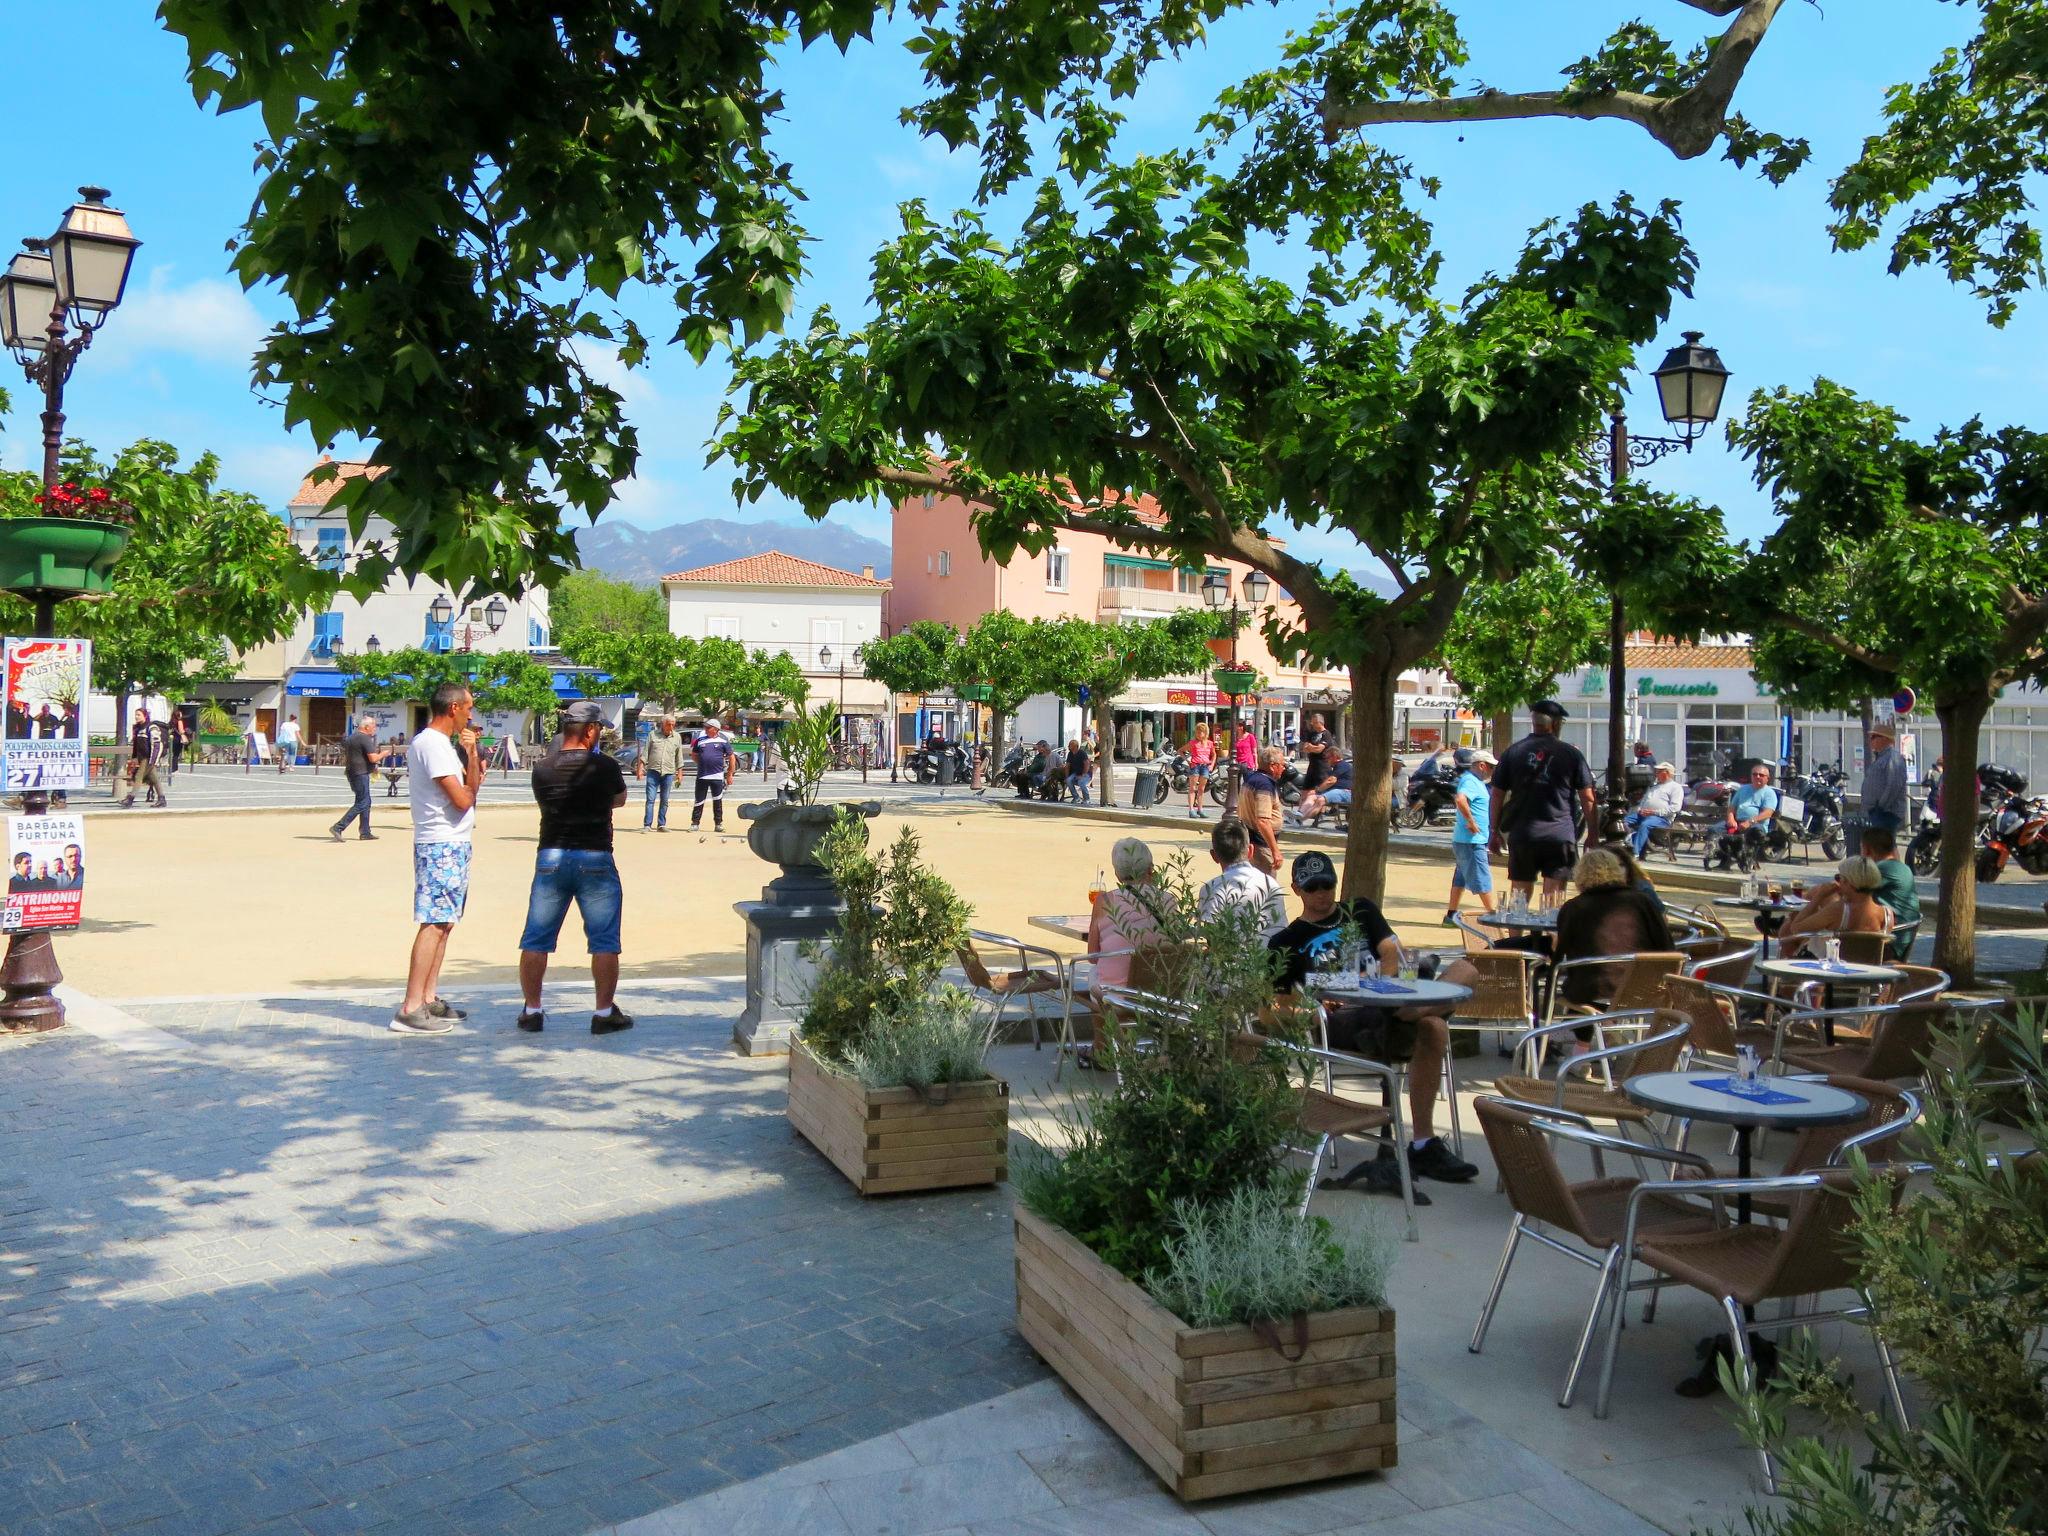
top-left (1979, 791), bottom-right (2048, 882)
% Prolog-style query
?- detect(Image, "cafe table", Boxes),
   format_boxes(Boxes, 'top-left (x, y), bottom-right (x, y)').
top-left (1027, 913), bottom-right (1093, 944)
top-left (1476, 909), bottom-right (1559, 936)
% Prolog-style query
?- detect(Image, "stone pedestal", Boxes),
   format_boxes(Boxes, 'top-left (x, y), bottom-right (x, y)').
top-left (732, 874), bottom-right (841, 1057)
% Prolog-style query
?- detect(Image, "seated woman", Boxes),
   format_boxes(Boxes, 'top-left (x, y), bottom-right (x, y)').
top-left (1084, 836), bottom-right (1169, 996)
top-left (1774, 854), bottom-right (1894, 959)
top-left (1552, 847), bottom-right (1675, 1011)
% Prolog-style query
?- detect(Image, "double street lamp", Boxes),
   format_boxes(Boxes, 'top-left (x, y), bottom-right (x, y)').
top-left (1593, 330), bottom-right (1731, 837)
top-left (1201, 567), bottom-right (1273, 803)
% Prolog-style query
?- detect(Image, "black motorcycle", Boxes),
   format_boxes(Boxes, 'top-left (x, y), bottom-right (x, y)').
top-left (1904, 806), bottom-right (1942, 875)
top-left (907, 739), bottom-right (969, 785)
top-left (1769, 763), bottom-right (1845, 862)
top-left (1398, 766), bottom-right (1460, 829)
top-left (1164, 748), bottom-right (1228, 805)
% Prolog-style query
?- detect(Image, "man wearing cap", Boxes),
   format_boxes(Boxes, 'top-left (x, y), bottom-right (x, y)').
top-left (638, 713), bottom-right (684, 832)
top-left (1622, 760), bottom-right (1685, 858)
top-left (1268, 851), bottom-right (1479, 1192)
top-left (690, 717), bottom-right (736, 835)
top-left (516, 699), bottom-right (633, 1034)
top-left (1489, 700), bottom-right (1596, 905)
top-left (1860, 721), bottom-right (1908, 835)
top-left (1445, 748), bottom-right (1496, 924)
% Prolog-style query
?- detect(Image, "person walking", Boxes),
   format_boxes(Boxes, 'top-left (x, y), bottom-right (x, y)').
top-left (330, 716), bottom-right (384, 841)
top-left (276, 712), bottom-right (302, 774)
top-left (1237, 744), bottom-right (1287, 876)
top-left (169, 710), bottom-right (190, 776)
top-left (1488, 699), bottom-right (1595, 907)
top-left (1445, 748), bottom-right (1496, 925)
top-left (516, 700), bottom-right (632, 1034)
top-left (118, 708), bottom-right (168, 809)
top-left (690, 717), bottom-right (735, 836)
top-left (393, 683), bottom-right (485, 1035)
top-left (1859, 720), bottom-right (1909, 835)
top-left (638, 713), bottom-right (683, 832)
top-left (1185, 721), bottom-right (1215, 817)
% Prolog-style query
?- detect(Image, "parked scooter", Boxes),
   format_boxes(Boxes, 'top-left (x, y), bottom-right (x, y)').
top-left (1163, 748), bottom-right (1229, 805)
top-left (1398, 761), bottom-right (1460, 828)
top-left (906, 739), bottom-right (970, 785)
top-left (1769, 763), bottom-right (1845, 863)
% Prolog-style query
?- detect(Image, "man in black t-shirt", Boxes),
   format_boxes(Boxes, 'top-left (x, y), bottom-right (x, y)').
top-left (1488, 699), bottom-right (1596, 906)
top-left (330, 716), bottom-right (385, 842)
top-left (515, 700), bottom-right (632, 1035)
top-left (1266, 852), bottom-right (1477, 1192)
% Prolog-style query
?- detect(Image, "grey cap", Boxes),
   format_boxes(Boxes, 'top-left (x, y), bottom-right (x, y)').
top-left (562, 700), bottom-right (605, 726)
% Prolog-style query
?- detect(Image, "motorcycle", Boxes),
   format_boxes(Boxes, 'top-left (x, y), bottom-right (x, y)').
top-left (1972, 763), bottom-right (2031, 883)
top-left (906, 739), bottom-right (969, 786)
top-left (1162, 748), bottom-right (1229, 805)
top-left (1398, 764), bottom-right (1460, 829)
top-left (1769, 763), bottom-right (1846, 863)
top-left (1904, 807), bottom-right (1942, 875)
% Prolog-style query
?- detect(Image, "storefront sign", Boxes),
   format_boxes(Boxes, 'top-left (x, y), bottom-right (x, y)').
top-left (2, 639), bottom-right (90, 791)
top-left (2, 812), bottom-right (84, 932)
top-left (1579, 669), bottom-right (1718, 700)
top-left (1162, 687), bottom-right (1288, 708)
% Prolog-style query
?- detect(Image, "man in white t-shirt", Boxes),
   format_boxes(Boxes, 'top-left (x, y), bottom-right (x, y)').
top-left (276, 713), bottom-right (302, 774)
top-left (394, 683), bottom-right (485, 1035)
top-left (1197, 818), bottom-right (1287, 935)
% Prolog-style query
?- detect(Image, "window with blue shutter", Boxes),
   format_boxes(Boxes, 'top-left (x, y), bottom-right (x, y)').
top-left (424, 613), bottom-right (454, 653)
top-left (314, 526), bottom-right (347, 571)
top-left (310, 612), bottom-right (344, 656)
top-left (528, 617), bottom-right (550, 650)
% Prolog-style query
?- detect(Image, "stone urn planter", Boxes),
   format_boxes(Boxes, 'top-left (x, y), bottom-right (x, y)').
top-left (0, 516), bottom-right (130, 595)
top-left (1014, 1206), bottom-right (1397, 1501)
top-left (730, 798), bottom-right (881, 1057)
top-left (787, 1038), bottom-right (1008, 1196)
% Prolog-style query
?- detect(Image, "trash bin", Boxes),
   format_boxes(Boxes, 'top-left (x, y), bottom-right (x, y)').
top-left (1131, 765), bottom-right (1161, 807)
top-left (936, 752), bottom-right (956, 786)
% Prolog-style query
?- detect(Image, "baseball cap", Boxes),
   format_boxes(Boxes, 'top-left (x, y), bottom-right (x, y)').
top-left (1531, 699), bottom-right (1569, 720)
top-left (1655, 760), bottom-right (1676, 773)
top-left (562, 700), bottom-right (604, 726)
top-left (1291, 850), bottom-right (1338, 891)
top-left (1469, 748), bottom-right (1497, 766)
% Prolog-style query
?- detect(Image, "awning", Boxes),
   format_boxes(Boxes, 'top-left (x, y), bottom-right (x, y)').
top-left (285, 670), bottom-right (351, 699)
top-left (551, 670), bottom-right (613, 699)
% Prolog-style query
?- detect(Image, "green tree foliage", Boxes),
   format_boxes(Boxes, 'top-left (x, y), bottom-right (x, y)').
top-left (546, 570), bottom-right (662, 637)
top-left (1433, 552), bottom-right (1605, 746)
top-left (858, 619), bottom-right (962, 698)
top-left (717, 144), bottom-right (1695, 898)
top-left (1729, 1013), bottom-right (2047, 1536)
top-left (335, 646), bottom-right (559, 717)
top-left (1034, 610), bottom-right (1224, 803)
top-left (1693, 380), bottom-right (2048, 984)
top-left (0, 439), bottom-right (329, 730)
top-left (558, 628), bottom-right (805, 718)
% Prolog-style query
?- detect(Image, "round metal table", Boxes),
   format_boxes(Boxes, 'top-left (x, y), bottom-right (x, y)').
top-left (1754, 956), bottom-right (1902, 989)
top-left (1477, 911), bottom-right (1558, 935)
top-left (1622, 1070), bottom-right (1869, 1218)
top-left (1313, 976), bottom-right (1473, 1010)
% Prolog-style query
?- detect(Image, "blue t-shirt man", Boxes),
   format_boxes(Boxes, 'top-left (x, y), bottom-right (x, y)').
top-left (1729, 779), bottom-right (1779, 827)
top-left (1451, 769), bottom-right (1490, 845)
top-left (692, 730), bottom-right (732, 778)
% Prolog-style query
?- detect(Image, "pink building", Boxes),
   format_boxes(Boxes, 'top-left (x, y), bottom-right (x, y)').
top-left (887, 489), bottom-right (1454, 757)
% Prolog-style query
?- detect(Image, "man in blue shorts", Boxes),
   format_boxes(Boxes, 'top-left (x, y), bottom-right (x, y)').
top-left (691, 718), bottom-right (735, 836)
top-left (1446, 748), bottom-right (1495, 924)
top-left (516, 700), bottom-right (632, 1034)
top-left (395, 683), bottom-right (486, 1035)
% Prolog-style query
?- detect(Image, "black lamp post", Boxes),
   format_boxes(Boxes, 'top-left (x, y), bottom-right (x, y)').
top-left (1202, 568), bottom-right (1272, 804)
top-left (484, 596), bottom-right (507, 634)
top-left (1594, 330), bottom-right (1730, 838)
top-left (0, 188), bottom-right (140, 1034)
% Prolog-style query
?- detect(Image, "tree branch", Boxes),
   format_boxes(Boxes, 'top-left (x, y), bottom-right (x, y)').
top-left (1757, 606), bottom-right (1904, 675)
top-left (1322, 0), bottom-right (1785, 161)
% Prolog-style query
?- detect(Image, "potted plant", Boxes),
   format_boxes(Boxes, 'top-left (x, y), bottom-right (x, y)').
top-left (788, 814), bottom-right (1008, 1195)
top-left (1013, 865), bottom-right (1399, 1500)
top-left (739, 694), bottom-right (880, 888)
top-left (1211, 664), bottom-right (1260, 700)
top-left (0, 479), bottom-right (134, 595)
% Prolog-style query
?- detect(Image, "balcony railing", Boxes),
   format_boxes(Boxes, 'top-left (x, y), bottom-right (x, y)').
top-left (1095, 585), bottom-right (1206, 620)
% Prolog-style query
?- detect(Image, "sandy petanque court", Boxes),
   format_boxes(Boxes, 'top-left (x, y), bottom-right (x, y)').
top-left (58, 793), bottom-right (1466, 1000)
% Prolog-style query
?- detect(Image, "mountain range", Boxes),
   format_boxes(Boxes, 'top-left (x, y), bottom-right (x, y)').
top-left (576, 518), bottom-right (892, 584)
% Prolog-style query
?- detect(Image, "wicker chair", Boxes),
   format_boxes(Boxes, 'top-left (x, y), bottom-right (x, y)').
top-left (1685, 939), bottom-right (1760, 988)
top-left (1883, 964), bottom-right (1951, 1005)
top-left (1742, 1076), bottom-right (1920, 1221)
top-left (1440, 950), bottom-right (1540, 1153)
top-left (1471, 1098), bottom-right (1719, 1406)
top-left (1541, 951), bottom-right (1686, 1032)
top-left (1662, 974), bottom-right (1779, 1071)
top-left (1781, 1001), bottom-right (1946, 1082)
top-left (1596, 1168), bottom-right (1911, 1492)
top-left (956, 930), bottom-right (1066, 1047)
top-left (1450, 913), bottom-right (1497, 953)
top-left (1497, 1009), bottom-right (1692, 1146)
top-left (1243, 1031), bottom-right (1419, 1240)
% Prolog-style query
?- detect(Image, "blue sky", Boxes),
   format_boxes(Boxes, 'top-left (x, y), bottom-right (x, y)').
top-left (0, 2), bottom-right (2035, 570)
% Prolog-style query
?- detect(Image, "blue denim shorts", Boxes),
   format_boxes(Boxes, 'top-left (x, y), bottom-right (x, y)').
top-left (1451, 841), bottom-right (1493, 894)
top-left (517, 849), bottom-right (623, 955)
top-left (1321, 789), bottom-right (1352, 806)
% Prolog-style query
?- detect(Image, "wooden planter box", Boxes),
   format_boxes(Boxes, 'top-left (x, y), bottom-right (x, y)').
top-left (1014, 1206), bottom-right (1396, 1502)
top-left (786, 1038), bottom-right (1008, 1195)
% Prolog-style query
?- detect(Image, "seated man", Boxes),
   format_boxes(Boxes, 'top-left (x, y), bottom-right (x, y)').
top-left (1014, 740), bottom-right (1053, 798)
top-left (1623, 760), bottom-right (1685, 856)
top-left (1267, 851), bottom-right (1478, 1193)
top-left (1293, 747), bottom-right (1354, 824)
top-left (1197, 818), bottom-right (1287, 933)
top-left (1722, 763), bottom-right (1779, 861)
top-left (1064, 738), bottom-right (1092, 802)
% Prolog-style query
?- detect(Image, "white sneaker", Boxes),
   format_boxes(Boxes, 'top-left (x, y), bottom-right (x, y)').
top-left (390, 1007), bottom-right (455, 1035)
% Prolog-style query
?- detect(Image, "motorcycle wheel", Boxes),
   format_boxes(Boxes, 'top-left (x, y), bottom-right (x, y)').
top-left (1399, 804), bottom-right (1428, 830)
top-left (1821, 835), bottom-right (1842, 862)
top-left (1906, 840), bottom-right (1938, 876)
top-left (1208, 778), bottom-right (1227, 806)
top-left (1153, 776), bottom-right (1170, 806)
top-left (1976, 847), bottom-right (2004, 884)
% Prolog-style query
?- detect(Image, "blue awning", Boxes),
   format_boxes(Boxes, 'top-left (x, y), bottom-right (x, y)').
top-left (551, 669), bottom-right (613, 699)
top-left (286, 670), bottom-right (351, 699)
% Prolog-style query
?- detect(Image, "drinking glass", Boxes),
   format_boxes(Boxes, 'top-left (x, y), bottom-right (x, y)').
top-left (1736, 1045), bottom-right (1761, 1083)
top-left (1823, 937), bottom-right (1842, 968)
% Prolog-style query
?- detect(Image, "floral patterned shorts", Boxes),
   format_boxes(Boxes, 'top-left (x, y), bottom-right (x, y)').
top-left (413, 840), bottom-right (473, 925)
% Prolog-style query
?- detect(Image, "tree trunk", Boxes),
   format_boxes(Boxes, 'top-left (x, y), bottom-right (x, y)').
top-left (114, 692), bottom-right (130, 748)
top-left (1095, 695), bottom-right (1115, 806)
top-left (1933, 693), bottom-right (1990, 987)
top-left (1491, 709), bottom-right (1513, 756)
top-left (1341, 658), bottom-right (1400, 906)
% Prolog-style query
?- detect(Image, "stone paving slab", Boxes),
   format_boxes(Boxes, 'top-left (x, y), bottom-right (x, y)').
top-left (0, 983), bottom-right (1043, 1535)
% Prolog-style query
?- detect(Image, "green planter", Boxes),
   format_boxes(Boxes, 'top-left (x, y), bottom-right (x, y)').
top-left (957, 683), bottom-right (994, 703)
top-left (0, 517), bottom-right (131, 595)
top-left (1212, 666), bottom-right (1258, 698)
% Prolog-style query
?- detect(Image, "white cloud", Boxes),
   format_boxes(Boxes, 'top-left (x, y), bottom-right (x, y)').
top-left (98, 265), bottom-right (268, 368)
top-left (876, 137), bottom-right (973, 189)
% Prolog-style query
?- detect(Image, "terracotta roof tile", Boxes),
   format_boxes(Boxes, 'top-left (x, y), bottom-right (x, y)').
top-left (1623, 642), bottom-right (1753, 669)
top-left (287, 457), bottom-right (388, 509)
top-left (661, 551), bottom-right (890, 589)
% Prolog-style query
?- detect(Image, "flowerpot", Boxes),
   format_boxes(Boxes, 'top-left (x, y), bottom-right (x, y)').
top-left (1014, 1206), bottom-right (1397, 1501)
top-left (0, 517), bottom-right (130, 595)
top-left (739, 797), bottom-right (880, 898)
top-left (787, 1038), bottom-right (1008, 1195)
top-left (1212, 668), bottom-right (1258, 699)
top-left (957, 683), bottom-right (994, 703)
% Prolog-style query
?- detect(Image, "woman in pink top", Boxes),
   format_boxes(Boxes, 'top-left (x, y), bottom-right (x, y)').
top-left (1233, 724), bottom-right (1259, 772)
top-left (1185, 722), bottom-right (1216, 818)
top-left (1087, 837), bottom-right (1166, 994)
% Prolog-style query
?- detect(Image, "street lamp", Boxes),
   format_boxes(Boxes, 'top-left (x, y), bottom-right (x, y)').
top-left (816, 644), bottom-right (832, 671)
top-left (1201, 568), bottom-right (1272, 803)
top-left (1593, 330), bottom-right (1730, 837)
top-left (365, 634), bottom-right (382, 654)
top-left (484, 596), bottom-right (507, 634)
top-left (429, 593), bottom-right (454, 626)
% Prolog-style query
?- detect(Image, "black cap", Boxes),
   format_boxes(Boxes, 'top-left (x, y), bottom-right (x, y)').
top-left (1532, 699), bottom-right (1569, 720)
top-left (1291, 850), bottom-right (1338, 891)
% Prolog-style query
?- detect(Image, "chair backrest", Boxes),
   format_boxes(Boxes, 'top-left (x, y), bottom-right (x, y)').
top-left (1837, 930), bottom-right (1889, 967)
top-left (1475, 1098), bottom-right (1599, 1241)
top-left (1861, 1001), bottom-right (1947, 1081)
top-left (1623, 1008), bottom-right (1694, 1076)
top-left (1765, 1168), bottom-right (1904, 1303)
top-left (1779, 1075), bottom-right (1919, 1174)
top-left (955, 939), bottom-right (996, 991)
top-left (1885, 965), bottom-right (1950, 1005)
top-left (1452, 915), bottom-right (1494, 954)
top-left (1458, 949), bottom-right (1536, 1024)
top-left (1663, 974), bottom-right (1739, 1058)
top-left (1610, 953), bottom-right (1687, 1012)
top-left (1130, 940), bottom-right (1202, 998)
top-left (1688, 939), bottom-right (1760, 989)
top-left (1685, 904), bottom-right (1731, 939)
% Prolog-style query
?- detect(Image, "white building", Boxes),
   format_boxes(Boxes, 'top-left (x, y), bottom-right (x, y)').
top-left (192, 458), bottom-right (554, 746)
top-left (661, 551), bottom-right (892, 735)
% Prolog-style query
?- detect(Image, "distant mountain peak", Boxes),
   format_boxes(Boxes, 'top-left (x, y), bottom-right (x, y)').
top-left (575, 517), bottom-right (891, 585)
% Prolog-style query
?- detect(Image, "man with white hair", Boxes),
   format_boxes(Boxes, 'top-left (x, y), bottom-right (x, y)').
top-left (1860, 721), bottom-right (1908, 834)
top-left (1622, 760), bottom-right (1685, 858)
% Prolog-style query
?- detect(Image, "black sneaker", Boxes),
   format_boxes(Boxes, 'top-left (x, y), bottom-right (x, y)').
top-left (330, 825), bottom-right (346, 842)
top-left (591, 1008), bottom-right (635, 1036)
top-left (360, 833), bottom-right (377, 841)
top-left (1409, 1136), bottom-right (1479, 1184)
top-left (427, 998), bottom-right (467, 1021)
top-left (516, 1009), bottom-right (544, 1033)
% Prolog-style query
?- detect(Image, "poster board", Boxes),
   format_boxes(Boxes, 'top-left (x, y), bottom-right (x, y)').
top-left (2, 638), bottom-right (90, 792)
top-left (2, 812), bottom-right (84, 932)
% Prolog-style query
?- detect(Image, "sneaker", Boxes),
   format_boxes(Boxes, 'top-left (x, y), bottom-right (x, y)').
top-left (657, 826), bottom-right (668, 833)
top-left (1441, 913), bottom-right (1458, 926)
top-left (1409, 1136), bottom-right (1479, 1184)
top-left (360, 833), bottom-right (377, 841)
top-left (427, 997), bottom-right (468, 1021)
top-left (118, 798), bottom-right (134, 809)
top-left (516, 1009), bottom-right (544, 1033)
top-left (591, 1008), bottom-right (636, 1036)
top-left (389, 1007), bottom-right (455, 1035)
top-left (330, 826), bottom-right (346, 842)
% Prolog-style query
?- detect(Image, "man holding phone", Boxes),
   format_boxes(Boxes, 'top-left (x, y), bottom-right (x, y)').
top-left (394, 682), bottom-right (486, 1035)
